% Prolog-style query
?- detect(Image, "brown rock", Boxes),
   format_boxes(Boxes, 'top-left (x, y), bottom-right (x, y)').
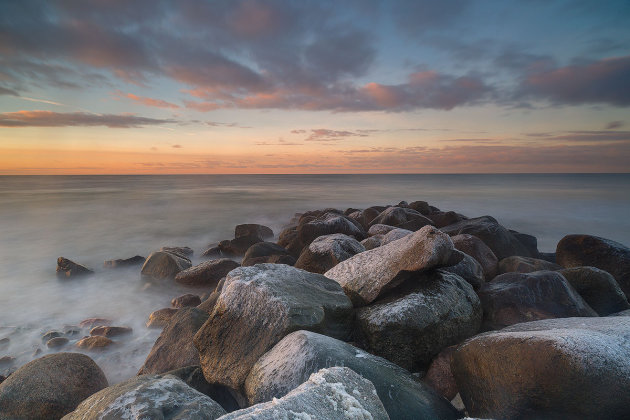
top-left (559, 266), bottom-right (630, 316)
top-left (160, 246), bottom-right (194, 257)
top-left (46, 337), bottom-right (69, 349)
top-left (103, 255), bottom-right (145, 268)
top-left (141, 251), bottom-right (192, 280)
top-left (146, 308), bottom-right (179, 328)
top-left (197, 291), bottom-right (220, 314)
top-left (76, 335), bottom-right (114, 350)
top-left (498, 255), bottom-right (561, 274)
top-left (171, 293), bottom-right (202, 308)
top-left (424, 345), bottom-right (458, 401)
top-left (56, 257), bottom-right (94, 278)
top-left (451, 233), bottom-right (499, 279)
top-left (241, 242), bottom-right (295, 267)
top-left (89, 326), bottom-right (132, 337)
top-left (276, 226), bottom-right (303, 258)
top-left (79, 318), bottom-right (112, 329)
top-left (369, 206), bottom-right (433, 231)
top-left (426, 211), bottom-right (466, 228)
top-left (235, 224), bottom-right (273, 240)
top-left (174, 258), bottom-right (239, 287)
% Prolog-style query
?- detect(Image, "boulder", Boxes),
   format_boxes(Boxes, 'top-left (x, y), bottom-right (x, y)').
top-left (46, 337), bottom-right (69, 349)
top-left (451, 233), bottom-right (498, 280)
top-left (78, 317), bottom-right (112, 329)
top-left (276, 226), bottom-right (304, 258)
top-left (409, 200), bottom-right (432, 214)
top-left (297, 212), bottom-right (366, 245)
top-left (76, 335), bottom-right (114, 350)
top-left (160, 246), bottom-right (194, 257)
top-left (559, 267), bottom-right (629, 316)
top-left (165, 366), bottom-right (241, 413)
top-left (426, 211), bottom-right (466, 228)
top-left (451, 317), bottom-right (630, 419)
top-left (478, 270), bottom-right (597, 331)
top-left (0, 353), bottom-right (107, 420)
top-left (424, 345), bottom-right (458, 401)
top-left (0, 338), bottom-right (9, 350)
top-left (194, 264), bottom-right (353, 391)
top-left (556, 234), bottom-right (630, 299)
top-left (611, 309), bottom-right (630, 316)
top-left (174, 258), bottom-right (239, 287)
top-left (235, 224), bottom-right (273, 240)
top-left (141, 251), bottom-right (192, 280)
top-left (241, 242), bottom-right (296, 266)
top-left (294, 233), bottom-right (365, 274)
top-left (62, 374), bottom-right (226, 420)
top-left (197, 291), bottom-right (220, 314)
top-left (369, 206), bottom-right (434, 231)
top-left (219, 236), bottom-right (263, 256)
top-left (441, 216), bottom-right (538, 259)
top-left (221, 367), bottom-right (388, 420)
top-left (245, 330), bottom-right (460, 420)
top-left (103, 255), bottom-right (145, 268)
top-left (42, 330), bottom-right (62, 342)
top-left (380, 228), bottom-right (413, 245)
top-left (56, 257), bottom-right (93, 278)
top-left (442, 250), bottom-right (485, 290)
top-left (89, 326), bottom-right (132, 337)
top-left (498, 255), bottom-right (561, 274)
top-left (325, 225), bottom-right (456, 306)
top-left (146, 308), bottom-right (178, 328)
top-left (201, 245), bottom-right (223, 258)
top-left (368, 223), bottom-right (398, 236)
top-left (356, 270), bottom-right (481, 371)
top-left (172, 293), bottom-right (202, 308)
top-left (138, 308), bottom-right (209, 375)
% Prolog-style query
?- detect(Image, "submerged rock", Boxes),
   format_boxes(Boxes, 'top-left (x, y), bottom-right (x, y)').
top-left (76, 335), bottom-right (114, 350)
top-left (141, 250), bottom-right (192, 280)
top-left (89, 325), bottom-right (132, 337)
top-left (78, 317), bottom-right (112, 329)
top-left (174, 258), bottom-right (239, 287)
top-left (46, 337), bottom-right (69, 349)
top-left (56, 257), bottom-right (94, 278)
top-left (103, 255), bottom-right (145, 268)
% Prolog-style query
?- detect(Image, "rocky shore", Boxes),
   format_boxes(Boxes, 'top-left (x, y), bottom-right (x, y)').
top-left (1, 199), bottom-right (629, 419)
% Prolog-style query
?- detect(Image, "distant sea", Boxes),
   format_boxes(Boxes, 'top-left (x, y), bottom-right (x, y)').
top-left (1, 174), bottom-right (629, 382)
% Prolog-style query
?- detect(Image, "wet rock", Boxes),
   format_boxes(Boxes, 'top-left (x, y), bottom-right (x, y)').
top-left (426, 211), bottom-right (466, 228)
top-left (442, 250), bottom-right (485, 290)
top-left (356, 270), bottom-right (482, 371)
top-left (451, 317), bottom-right (630, 419)
top-left (194, 264), bottom-right (353, 391)
top-left (174, 258), bottom-right (239, 287)
top-left (56, 257), bottom-right (94, 278)
top-left (325, 225), bottom-right (456, 306)
top-left (559, 266), bottom-right (629, 316)
top-left (478, 270), bottom-right (597, 330)
top-left (245, 330), bottom-right (460, 420)
top-left (172, 293), bottom-right (202, 308)
top-left (368, 223), bottom-right (398, 236)
top-left (89, 325), bottom-right (132, 337)
top-left (46, 337), bottom-right (69, 349)
top-left (235, 224), bottom-right (273, 240)
top-left (294, 233), bottom-right (365, 274)
top-left (241, 242), bottom-right (296, 266)
top-left (62, 374), bottom-right (226, 420)
top-left (0, 356), bottom-right (14, 368)
top-left (498, 255), bottom-right (561, 274)
top-left (62, 325), bottom-right (81, 336)
top-left (103, 255), bottom-right (145, 268)
top-left (424, 345), bottom-right (458, 401)
top-left (556, 234), bottom-right (630, 299)
top-left (218, 236), bottom-right (264, 256)
top-left (141, 250), bottom-right (192, 280)
top-left (197, 291), bottom-right (220, 314)
top-left (297, 211), bottom-right (366, 246)
top-left (0, 353), bottom-right (107, 420)
top-left (42, 330), bottom-right (62, 342)
top-left (276, 226), bottom-right (304, 258)
top-left (76, 335), bottom-right (114, 350)
top-left (147, 308), bottom-right (179, 328)
top-left (201, 245), bottom-right (223, 258)
top-left (160, 246), bottom-right (194, 257)
top-left (409, 200), bottom-right (432, 214)
top-left (451, 233), bottom-right (498, 280)
top-left (0, 337), bottom-right (8, 350)
top-left (138, 307), bottom-right (209, 375)
top-left (369, 206), bottom-right (434, 231)
top-left (222, 367), bottom-right (388, 420)
top-left (78, 317), bottom-right (112, 329)
top-left (610, 309), bottom-right (630, 316)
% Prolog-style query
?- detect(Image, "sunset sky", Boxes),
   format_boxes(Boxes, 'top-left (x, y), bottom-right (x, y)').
top-left (1, 0), bottom-right (629, 174)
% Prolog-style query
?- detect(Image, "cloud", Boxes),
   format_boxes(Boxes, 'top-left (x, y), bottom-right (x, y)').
top-left (124, 93), bottom-right (179, 109)
top-left (606, 121), bottom-right (624, 129)
top-left (524, 130), bottom-right (630, 143)
top-left (0, 110), bottom-right (176, 128)
top-left (172, 144), bottom-right (183, 148)
top-left (0, 86), bottom-right (19, 96)
top-left (303, 129), bottom-right (368, 142)
top-left (255, 138), bottom-right (302, 146)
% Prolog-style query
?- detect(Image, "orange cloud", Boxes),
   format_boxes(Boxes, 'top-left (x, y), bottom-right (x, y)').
top-left (125, 93), bottom-right (179, 109)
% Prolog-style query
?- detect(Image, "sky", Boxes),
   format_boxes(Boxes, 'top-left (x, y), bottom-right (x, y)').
top-left (1, 0), bottom-right (629, 174)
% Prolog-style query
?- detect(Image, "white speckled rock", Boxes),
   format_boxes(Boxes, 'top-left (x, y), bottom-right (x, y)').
top-left (219, 367), bottom-right (388, 420)
top-left (295, 233), bottom-right (365, 274)
top-left (62, 374), bottom-right (226, 420)
top-left (325, 225), bottom-right (456, 306)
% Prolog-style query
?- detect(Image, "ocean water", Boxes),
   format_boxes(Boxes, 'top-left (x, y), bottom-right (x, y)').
top-left (1, 174), bottom-right (629, 383)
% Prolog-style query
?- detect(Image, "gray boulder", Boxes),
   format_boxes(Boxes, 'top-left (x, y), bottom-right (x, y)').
top-left (141, 251), bottom-right (192, 280)
top-left (369, 206), bottom-right (434, 231)
top-left (295, 233), bottom-right (365, 274)
top-left (368, 223), bottom-right (398, 236)
top-left (361, 235), bottom-right (383, 250)
top-left (325, 225), bottom-right (456, 306)
top-left (559, 266), bottom-right (629, 316)
top-left (245, 330), bottom-right (460, 420)
top-left (442, 250), bottom-right (485, 290)
top-left (451, 233), bottom-right (498, 280)
top-left (174, 258), bottom-right (239, 287)
top-left (297, 212), bottom-right (366, 245)
top-left (381, 228), bottom-right (413, 245)
top-left (194, 264), bottom-right (353, 391)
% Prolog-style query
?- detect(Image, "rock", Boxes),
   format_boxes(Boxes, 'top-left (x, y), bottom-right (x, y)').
top-left (62, 374), bottom-right (226, 420)
top-left (424, 346), bottom-right (458, 401)
top-left (166, 366), bottom-right (241, 412)
top-left (78, 317), bottom-right (112, 329)
top-left (451, 233), bottom-right (498, 280)
top-left (219, 236), bottom-right (264, 256)
top-left (276, 226), bottom-right (304, 258)
top-left (356, 270), bottom-right (482, 371)
top-left (245, 330), bottom-right (460, 420)
top-left (138, 307), bottom-right (209, 375)
top-left (63, 325), bottom-right (81, 336)
top-left (559, 267), bottom-right (630, 316)
top-left (325, 225), bottom-right (456, 306)
top-left (194, 264), bottom-right (353, 391)
top-left (141, 251), bottom-right (192, 280)
top-left (426, 211), bottom-right (466, 228)
top-left (380, 228), bottom-right (413, 245)
top-left (172, 293), bottom-right (202, 308)
top-left (89, 325), bottom-right (132, 337)
top-left (610, 309), bottom-right (630, 316)
top-left (442, 250), bottom-right (485, 290)
top-left (0, 353), bottom-right (107, 420)
top-left (42, 330), bottom-right (62, 342)
top-left (76, 335), bottom-right (114, 350)
top-left (538, 251), bottom-right (557, 263)
top-left (369, 206), bottom-right (434, 231)
top-left (294, 233), bottom-right (365, 274)
top-left (56, 257), bottom-right (93, 278)
top-left (498, 255), bottom-right (561, 274)
top-left (201, 245), bottom-right (223, 258)
top-left (174, 258), bottom-right (239, 287)
top-left (361, 235), bottom-right (383, 250)
top-left (103, 255), bottom-right (145, 268)
top-left (221, 367), bottom-right (389, 420)
top-left (0, 337), bottom-right (8, 350)
top-left (451, 317), bottom-right (630, 419)
top-left (297, 212), bottom-right (366, 245)
top-left (368, 223), bottom-right (398, 236)
top-left (197, 291), bottom-right (220, 313)
top-left (409, 200), bottom-right (432, 214)
top-left (147, 308), bottom-right (178, 328)
top-left (0, 375), bottom-right (4, 385)
top-left (241, 242), bottom-right (296, 266)
top-left (556, 234), bottom-right (630, 299)
top-left (160, 246), bottom-right (194, 256)
top-left (235, 224), bottom-right (274, 240)
top-left (441, 216), bottom-right (538, 259)
top-left (478, 270), bottom-right (597, 330)
top-left (46, 337), bottom-right (69, 349)
top-left (0, 356), bottom-right (14, 368)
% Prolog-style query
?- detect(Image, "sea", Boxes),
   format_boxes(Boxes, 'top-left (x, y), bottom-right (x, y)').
top-left (1, 174), bottom-right (629, 383)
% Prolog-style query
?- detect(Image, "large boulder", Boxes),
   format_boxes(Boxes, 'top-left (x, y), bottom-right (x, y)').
top-left (498, 255), bottom-right (561, 274)
top-left (424, 345), bottom-right (458, 401)
top-left (146, 307), bottom-right (178, 328)
top-left (478, 270), bottom-right (597, 331)
top-left (241, 242), bottom-right (295, 266)
top-left (451, 233), bottom-right (498, 279)
top-left (442, 250), bottom-right (485, 290)
top-left (368, 223), bottom-right (398, 236)
top-left (165, 366), bottom-right (241, 413)
top-left (295, 233), bottom-right (365, 274)
top-left (138, 307), bottom-right (209, 375)
top-left (56, 257), bottom-right (93, 278)
top-left (276, 226), bottom-right (304, 258)
top-left (369, 206), bottom-right (434, 231)
top-left (425, 211), bottom-right (466, 228)
top-left (160, 246), bottom-right (194, 257)
top-left (221, 367), bottom-right (388, 420)
top-left (297, 212), bottom-right (366, 245)
top-left (235, 224), bottom-right (273, 240)
top-left (325, 225), bottom-right (456, 306)
top-left (141, 250), bottom-right (192, 280)
top-left (245, 330), bottom-right (460, 420)
top-left (194, 264), bottom-right (353, 391)
top-left (356, 270), bottom-right (482, 371)
top-left (451, 317), bottom-right (630, 419)
top-left (172, 293), bottom-right (202, 308)
top-left (62, 374), bottom-right (226, 420)
top-left (559, 267), bottom-right (630, 316)
top-left (441, 216), bottom-right (538, 260)
top-left (0, 353), bottom-right (107, 420)
top-left (174, 258), bottom-right (239, 287)
top-left (556, 234), bottom-right (630, 299)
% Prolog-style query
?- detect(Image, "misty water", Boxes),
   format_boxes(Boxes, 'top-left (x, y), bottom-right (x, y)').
top-left (1, 174), bottom-right (629, 383)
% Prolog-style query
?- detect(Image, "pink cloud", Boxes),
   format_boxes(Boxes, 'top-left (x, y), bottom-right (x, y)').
top-left (125, 93), bottom-right (179, 109)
